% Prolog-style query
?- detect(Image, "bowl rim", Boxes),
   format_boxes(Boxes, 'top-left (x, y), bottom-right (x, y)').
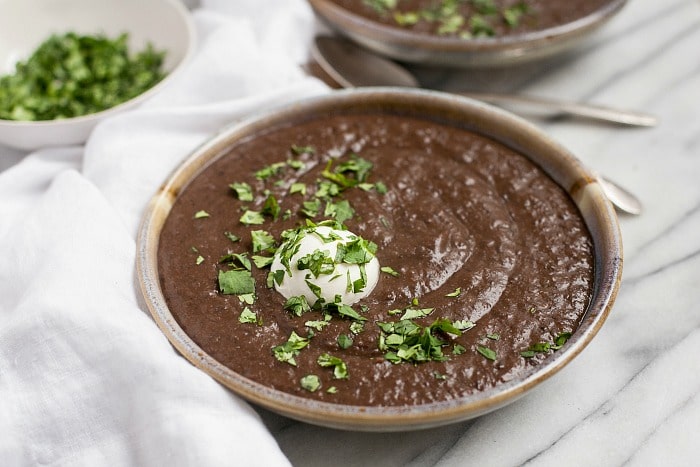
top-left (0, 0), bottom-right (196, 129)
top-left (136, 87), bottom-right (623, 431)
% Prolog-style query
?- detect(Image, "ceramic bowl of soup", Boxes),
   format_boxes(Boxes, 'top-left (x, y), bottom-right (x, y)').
top-left (137, 88), bottom-right (622, 431)
top-left (308, 0), bottom-right (627, 67)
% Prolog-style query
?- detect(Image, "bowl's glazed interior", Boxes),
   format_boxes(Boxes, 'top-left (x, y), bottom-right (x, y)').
top-left (136, 88), bottom-right (622, 431)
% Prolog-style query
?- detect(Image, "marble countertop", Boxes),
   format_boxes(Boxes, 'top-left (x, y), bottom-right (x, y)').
top-left (263, 1), bottom-right (700, 465)
top-left (1, 1), bottom-right (698, 465)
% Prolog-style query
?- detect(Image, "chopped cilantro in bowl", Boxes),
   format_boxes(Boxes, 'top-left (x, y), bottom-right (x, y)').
top-left (0, 32), bottom-right (167, 121)
top-left (0, 0), bottom-right (194, 150)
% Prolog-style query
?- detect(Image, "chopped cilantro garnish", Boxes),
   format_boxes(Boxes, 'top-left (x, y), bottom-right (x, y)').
top-left (240, 210), bottom-right (265, 225)
top-left (372, 0), bottom-right (532, 40)
top-left (219, 252), bottom-right (251, 271)
top-left (337, 334), bottom-right (353, 349)
top-left (297, 249), bottom-right (336, 278)
top-left (380, 266), bottom-right (399, 277)
top-left (218, 269), bottom-right (255, 295)
top-left (251, 256), bottom-right (272, 269)
top-left (305, 277), bottom-right (323, 300)
top-left (477, 345), bottom-right (497, 361)
top-left (363, 0), bottom-right (398, 14)
top-left (291, 144), bottom-right (315, 155)
top-left (553, 332), bottom-right (572, 349)
top-left (238, 293), bottom-right (255, 305)
top-left (195, 255), bottom-right (204, 265)
top-left (0, 32), bottom-right (166, 121)
top-left (378, 318), bottom-right (462, 364)
top-left (194, 210), bottom-right (210, 219)
top-left (229, 182), bottom-right (254, 201)
top-left (454, 320), bottom-right (476, 331)
top-left (272, 331), bottom-right (309, 366)
top-left (284, 295), bottom-right (311, 317)
top-left (261, 194), bottom-right (280, 220)
top-left (335, 237), bottom-right (377, 265)
top-left (239, 307), bottom-right (260, 325)
top-left (251, 230), bottom-right (275, 253)
top-left (314, 180), bottom-right (340, 199)
top-left (301, 199), bottom-right (321, 218)
top-left (400, 307), bottom-right (434, 320)
top-left (325, 302), bottom-right (367, 322)
top-left (300, 374), bottom-right (321, 392)
top-left (255, 162), bottom-right (286, 180)
top-left (318, 353), bottom-right (349, 379)
top-left (305, 319), bottom-right (330, 331)
top-left (445, 287), bottom-right (462, 297)
top-left (521, 332), bottom-right (572, 358)
top-left (324, 199), bottom-right (354, 223)
top-left (290, 182), bottom-right (306, 196)
top-left (504, 2), bottom-right (529, 27)
top-left (224, 231), bottom-right (240, 243)
top-left (286, 159), bottom-right (305, 170)
top-left (321, 155), bottom-right (374, 191)
top-left (271, 269), bottom-right (286, 287)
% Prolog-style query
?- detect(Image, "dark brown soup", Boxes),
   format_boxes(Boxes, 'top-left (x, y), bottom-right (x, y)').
top-left (157, 112), bottom-right (594, 406)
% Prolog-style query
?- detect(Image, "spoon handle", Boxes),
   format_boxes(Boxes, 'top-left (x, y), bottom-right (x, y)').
top-left (460, 92), bottom-right (658, 127)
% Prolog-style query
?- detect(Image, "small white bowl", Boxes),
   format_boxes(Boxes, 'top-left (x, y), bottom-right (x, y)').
top-left (0, 0), bottom-right (195, 151)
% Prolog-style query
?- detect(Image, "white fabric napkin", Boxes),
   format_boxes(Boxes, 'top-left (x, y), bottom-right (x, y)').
top-left (0, 1), bottom-right (329, 465)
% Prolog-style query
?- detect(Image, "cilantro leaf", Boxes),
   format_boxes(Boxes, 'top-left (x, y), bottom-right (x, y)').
top-left (239, 307), bottom-right (260, 325)
top-left (476, 345), bottom-right (497, 361)
top-left (317, 353), bottom-right (349, 379)
top-left (218, 269), bottom-right (255, 295)
top-left (251, 230), bottom-right (275, 253)
top-left (284, 295), bottom-right (311, 317)
top-left (272, 331), bottom-right (309, 366)
top-left (240, 210), bottom-right (265, 225)
top-left (229, 182), bottom-right (254, 201)
top-left (337, 334), bottom-right (353, 349)
top-left (300, 374), bottom-right (321, 392)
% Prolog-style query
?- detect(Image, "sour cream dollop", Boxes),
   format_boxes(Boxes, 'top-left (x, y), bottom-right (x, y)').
top-left (270, 223), bottom-right (380, 306)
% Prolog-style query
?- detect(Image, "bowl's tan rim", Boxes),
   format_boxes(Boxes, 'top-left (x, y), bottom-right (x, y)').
top-left (308, 0), bottom-right (627, 65)
top-left (0, 0), bottom-right (196, 129)
top-left (136, 87), bottom-right (622, 431)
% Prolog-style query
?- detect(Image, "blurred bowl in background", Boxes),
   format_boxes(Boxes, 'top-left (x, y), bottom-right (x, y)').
top-left (0, 0), bottom-right (195, 151)
top-left (308, 0), bottom-right (627, 68)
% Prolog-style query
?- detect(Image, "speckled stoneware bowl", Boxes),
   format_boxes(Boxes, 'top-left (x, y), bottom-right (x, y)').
top-left (136, 88), bottom-right (622, 431)
top-left (308, 0), bottom-right (627, 68)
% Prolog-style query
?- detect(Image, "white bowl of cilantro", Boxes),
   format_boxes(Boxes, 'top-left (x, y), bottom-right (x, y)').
top-left (0, 0), bottom-right (195, 150)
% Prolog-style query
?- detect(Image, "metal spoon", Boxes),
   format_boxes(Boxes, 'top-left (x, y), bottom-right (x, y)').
top-left (598, 175), bottom-right (642, 215)
top-left (312, 35), bottom-right (658, 128)
top-left (311, 35), bottom-right (643, 215)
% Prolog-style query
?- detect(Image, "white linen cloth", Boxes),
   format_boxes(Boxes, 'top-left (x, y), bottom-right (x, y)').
top-left (0, 1), bottom-right (328, 465)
